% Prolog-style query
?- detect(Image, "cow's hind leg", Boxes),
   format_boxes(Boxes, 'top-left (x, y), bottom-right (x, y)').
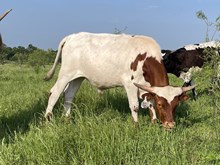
top-left (64, 78), bottom-right (84, 117)
top-left (45, 76), bottom-right (72, 120)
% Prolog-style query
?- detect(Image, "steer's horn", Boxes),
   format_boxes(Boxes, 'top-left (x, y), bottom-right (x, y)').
top-left (181, 85), bottom-right (196, 92)
top-left (0, 9), bottom-right (12, 21)
top-left (133, 83), bottom-right (155, 93)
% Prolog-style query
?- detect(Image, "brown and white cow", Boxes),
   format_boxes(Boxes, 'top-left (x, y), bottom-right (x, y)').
top-left (44, 32), bottom-right (194, 129)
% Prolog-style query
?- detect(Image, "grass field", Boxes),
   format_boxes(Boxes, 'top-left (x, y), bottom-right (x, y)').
top-left (0, 63), bottom-right (219, 165)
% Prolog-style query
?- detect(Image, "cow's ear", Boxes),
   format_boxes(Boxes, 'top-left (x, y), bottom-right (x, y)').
top-left (179, 93), bottom-right (189, 101)
top-left (141, 93), bottom-right (155, 100)
top-left (146, 93), bottom-right (155, 100)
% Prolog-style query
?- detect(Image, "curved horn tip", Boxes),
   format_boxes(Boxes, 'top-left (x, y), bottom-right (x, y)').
top-left (182, 85), bottom-right (196, 92)
top-left (133, 82), bottom-right (155, 93)
top-left (133, 82), bottom-right (139, 87)
top-left (0, 9), bottom-right (12, 21)
top-left (133, 82), bottom-right (145, 89)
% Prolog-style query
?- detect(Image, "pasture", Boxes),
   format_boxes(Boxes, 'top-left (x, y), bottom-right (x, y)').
top-left (0, 63), bottom-right (219, 164)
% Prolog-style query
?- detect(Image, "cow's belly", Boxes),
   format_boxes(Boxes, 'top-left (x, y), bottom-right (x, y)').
top-left (82, 64), bottom-right (127, 89)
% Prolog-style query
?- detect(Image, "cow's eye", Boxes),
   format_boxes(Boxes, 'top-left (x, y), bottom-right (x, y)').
top-left (158, 103), bottom-right (163, 108)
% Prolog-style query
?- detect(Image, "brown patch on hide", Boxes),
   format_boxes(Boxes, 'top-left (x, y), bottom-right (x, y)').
top-left (141, 93), bottom-right (154, 100)
top-left (130, 53), bottom-right (147, 71)
top-left (142, 57), bottom-right (169, 86)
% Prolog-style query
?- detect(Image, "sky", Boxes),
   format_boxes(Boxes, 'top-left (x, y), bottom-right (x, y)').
top-left (1, 0), bottom-right (220, 50)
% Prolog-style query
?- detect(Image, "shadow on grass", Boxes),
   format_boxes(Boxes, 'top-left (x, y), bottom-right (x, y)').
top-left (174, 99), bottom-right (212, 128)
top-left (93, 90), bottom-right (152, 121)
top-left (0, 87), bottom-right (201, 143)
top-left (175, 102), bottom-right (190, 119)
top-left (0, 95), bottom-right (48, 142)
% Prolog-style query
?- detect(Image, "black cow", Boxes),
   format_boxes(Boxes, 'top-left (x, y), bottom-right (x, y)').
top-left (162, 48), bottom-right (204, 77)
top-left (162, 41), bottom-right (219, 100)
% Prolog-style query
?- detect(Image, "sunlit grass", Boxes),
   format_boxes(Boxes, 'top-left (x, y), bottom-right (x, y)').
top-left (0, 63), bottom-right (219, 164)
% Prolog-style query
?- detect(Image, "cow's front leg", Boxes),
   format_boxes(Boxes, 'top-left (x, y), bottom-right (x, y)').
top-left (124, 84), bottom-right (139, 124)
top-left (130, 101), bottom-right (139, 124)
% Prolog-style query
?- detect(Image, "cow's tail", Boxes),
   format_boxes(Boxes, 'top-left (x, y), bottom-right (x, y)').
top-left (44, 37), bottom-right (67, 81)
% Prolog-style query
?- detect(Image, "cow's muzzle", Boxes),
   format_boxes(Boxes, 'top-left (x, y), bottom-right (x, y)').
top-left (162, 121), bottom-right (176, 130)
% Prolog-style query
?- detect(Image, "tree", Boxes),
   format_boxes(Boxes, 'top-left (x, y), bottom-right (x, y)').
top-left (28, 49), bottom-right (56, 73)
top-left (27, 44), bottom-right (37, 53)
top-left (0, 44), bottom-right (7, 64)
top-left (195, 11), bottom-right (220, 113)
top-left (11, 53), bottom-right (28, 64)
top-left (196, 10), bottom-right (220, 41)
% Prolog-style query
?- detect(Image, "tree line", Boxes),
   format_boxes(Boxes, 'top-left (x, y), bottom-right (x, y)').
top-left (0, 43), bottom-right (56, 67)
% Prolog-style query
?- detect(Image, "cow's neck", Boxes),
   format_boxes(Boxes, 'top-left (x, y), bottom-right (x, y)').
top-left (142, 57), bottom-right (169, 86)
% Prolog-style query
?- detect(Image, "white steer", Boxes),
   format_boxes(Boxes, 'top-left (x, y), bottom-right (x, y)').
top-left (44, 32), bottom-right (194, 129)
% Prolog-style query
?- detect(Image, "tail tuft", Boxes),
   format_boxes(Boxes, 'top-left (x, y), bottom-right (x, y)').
top-left (44, 69), bottom-right (54, 81)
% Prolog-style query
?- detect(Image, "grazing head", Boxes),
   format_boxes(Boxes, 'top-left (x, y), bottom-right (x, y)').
top-left (134, 83), bottom-right (195, 129)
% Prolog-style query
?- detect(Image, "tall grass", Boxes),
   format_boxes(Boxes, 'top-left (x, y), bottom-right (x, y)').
top-left (0, 63), bottom-right (219, 164)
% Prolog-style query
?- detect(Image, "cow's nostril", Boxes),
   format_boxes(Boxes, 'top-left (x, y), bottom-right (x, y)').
top-left (168, 122), bottom-right (175, 128)
top-left (163, 121), bottom-right (175, 129)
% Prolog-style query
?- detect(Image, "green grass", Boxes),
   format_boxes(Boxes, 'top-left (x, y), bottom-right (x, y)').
top-left (0, 63), bottom-right (219, 165)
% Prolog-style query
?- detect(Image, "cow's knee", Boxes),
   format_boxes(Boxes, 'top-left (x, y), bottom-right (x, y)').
top-left (130, 101), bottom-right (139, 122)
top-left (131, 110), bottom-right (138, 123)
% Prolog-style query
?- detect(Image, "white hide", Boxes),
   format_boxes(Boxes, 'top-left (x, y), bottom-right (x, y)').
top-left (141, 96), bottom-right (157, 121)
top-left (45, 32), bottom-right (163, 122)
top-left (61, 32), bottom-right (162, 88)
top-left (184, 41), bottom-right (219, 51)
top-left (153, 86), bottom-right (182, 104)
top-left (179, 67), bottom-right (202, 83)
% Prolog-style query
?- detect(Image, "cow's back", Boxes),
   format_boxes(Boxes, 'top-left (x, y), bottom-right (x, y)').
top-left (59, 32), bottom-right (162, 88)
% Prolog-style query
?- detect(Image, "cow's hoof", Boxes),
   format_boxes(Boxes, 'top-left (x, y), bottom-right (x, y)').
top-left (151, 119), bottom-right (157, 124)
top-left (63, 115), bottom-right (71, 124)
top-left (45, 112), bottom-right (53, 121)
top-left (133, 121), bottom-right (139, 128)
